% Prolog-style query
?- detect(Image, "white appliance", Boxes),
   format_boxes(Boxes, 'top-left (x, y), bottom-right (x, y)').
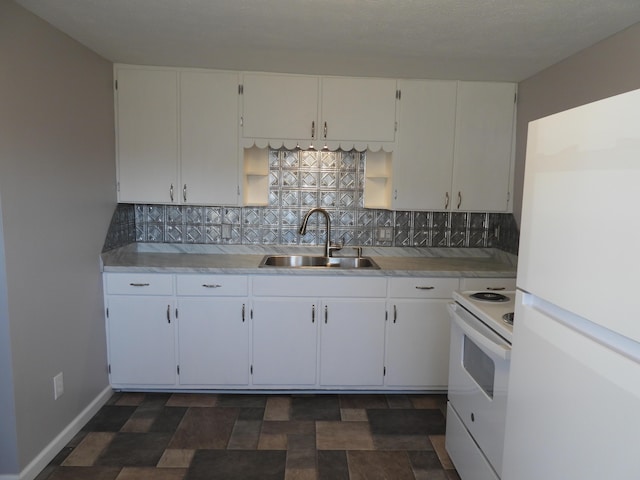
top-left (446, 290), bottom-right (515, 480)
top-left (502, 88), bottom-right (640, 479)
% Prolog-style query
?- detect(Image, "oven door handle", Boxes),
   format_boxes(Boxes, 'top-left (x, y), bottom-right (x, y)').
top-left (448, 303), bottom-right (511, 361)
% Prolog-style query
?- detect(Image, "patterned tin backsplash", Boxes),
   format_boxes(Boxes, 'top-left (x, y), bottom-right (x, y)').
top-left (103, 149), bottom-right (519, 254)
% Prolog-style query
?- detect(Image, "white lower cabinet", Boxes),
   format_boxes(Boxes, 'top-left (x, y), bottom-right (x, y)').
top-left (107, 295), bottom-right (177, 387)
top-left (320, 299), bottom-right (386, 387)
top-left (177, 297), bottom-right (249, 386)
top-left (385, 277), bottom-right (459, 389)
top-left (251, 298), bottom-right (318, 386)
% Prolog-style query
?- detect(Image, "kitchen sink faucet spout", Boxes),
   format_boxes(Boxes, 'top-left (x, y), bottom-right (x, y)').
top-left (299, 207), bottom-right (341, 257)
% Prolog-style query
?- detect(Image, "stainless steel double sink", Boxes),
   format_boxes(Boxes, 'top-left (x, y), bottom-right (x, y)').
top-left (259, 255), bottom-right (380, 269)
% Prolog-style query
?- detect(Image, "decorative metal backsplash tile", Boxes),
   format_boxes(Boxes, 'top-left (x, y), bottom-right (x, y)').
top-left (108, 148), bottom-right (520, 253)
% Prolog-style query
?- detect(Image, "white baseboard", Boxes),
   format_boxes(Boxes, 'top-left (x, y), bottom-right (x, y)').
top-left (18, 386), bottom-right (113, 480)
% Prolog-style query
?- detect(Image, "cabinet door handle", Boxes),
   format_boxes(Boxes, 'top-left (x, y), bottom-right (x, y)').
top-left (183, 184), bottom-right (187, 202)
top-left (324, 305), bottom-right (328, 324)
top-left (166, 305), bottom-right (171, 323)
top-left (445, 192), bottom-right (450, 209)
top-left (170, 184), bottom-right (174, 202)
top-left (457, 191), bottom-right (462, 209)
top-left (311, 121), bottom-right (315, 139)
top-left (323, 121), bottom-right (328, 139)
top-left (242, 304), bottom-right (245, 322)
top-left (487, 287), bottom-right (506, 291)
top-left (415, 286), bottom-right (435, 290)
top-left (202, 284), bottom-right (222, 288)
top-left (129, 283), bottom-right (150, 287)
top-left (393, 304), bottom-right (397, 323)
top-left (312, 304), bottom-right (315, 323)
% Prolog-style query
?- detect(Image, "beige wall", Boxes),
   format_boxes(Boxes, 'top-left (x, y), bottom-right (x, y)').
top-left (514, 22), bottom-right (640, 225)
top-left (0, 0), bottom-right (116, 474)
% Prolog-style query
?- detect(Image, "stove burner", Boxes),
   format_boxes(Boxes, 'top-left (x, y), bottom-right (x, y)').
top-left (470, 292), bottom-right (510, 302)
top-left (503, 312), bottom-right (514, 326)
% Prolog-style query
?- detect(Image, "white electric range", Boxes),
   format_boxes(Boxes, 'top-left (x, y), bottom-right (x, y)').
top-left (446, 290), bottom-right (515, 480)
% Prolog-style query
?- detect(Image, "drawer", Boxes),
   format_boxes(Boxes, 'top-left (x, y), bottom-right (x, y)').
top-left (177, 275), bottom-right (248, 296)
top-left (105, 273), bottom-right (174, 295)
top-left (389, 277), bottom-right (459, 298)
top-left (459, 277), bottom-right (516, 291)
top-left (252, 275), bottom-right (387, 298)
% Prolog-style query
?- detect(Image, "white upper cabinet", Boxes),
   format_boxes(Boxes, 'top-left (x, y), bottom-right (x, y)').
top-left (393, 80), bottom-right (458, 210)
top-left (115, 65), bottom-right (240, 205)
top-left (180, 71), bottom-right (239, 205)
top-left (320, 77), bottom-right (397, 144)
top-left (241, 73), bottom-right (397, 147)
top-left (116, 67), bottom-right (179, 204)
top-left (452, 81), bottom-right (516, 212)
top-left (241, 73), bottom-right (319, 142)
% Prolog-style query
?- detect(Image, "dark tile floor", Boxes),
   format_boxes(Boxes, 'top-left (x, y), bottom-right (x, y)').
top-left (36, 392), bottom-right (460, 480)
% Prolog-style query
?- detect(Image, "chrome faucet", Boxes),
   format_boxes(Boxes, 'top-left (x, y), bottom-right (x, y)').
top-left (299, 207), bottom-right (342, 257)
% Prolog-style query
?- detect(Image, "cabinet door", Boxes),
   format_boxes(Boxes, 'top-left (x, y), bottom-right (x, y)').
top-left (452, 82), bottom-right (516, 212)
top-left (180, 71), bottom-right (239, 205)
top-left (242, 73), bottom-right (319, 141)
top-left (251, 299), bottom-right (318, 386)
top-left (177, 297), bottom-right (249, 385)
top-left (116, 67), bottom-right (179, 203)
top-left (107, 296), bottom-right (176, 386)
top-left (321, 77), bottom-right (397, 142)
top-left (393, 80), bottom-right (457, 210)
top-left (320, 299), bottom-right (386, 386)
top-left (386, 299), bottom-right (451, 388)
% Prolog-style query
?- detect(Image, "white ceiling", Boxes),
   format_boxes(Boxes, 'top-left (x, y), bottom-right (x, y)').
top-left (14, 0), bottom-right (640, 81)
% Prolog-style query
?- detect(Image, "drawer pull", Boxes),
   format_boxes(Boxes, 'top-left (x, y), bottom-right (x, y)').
top-left (242, 304), bottom-right (245, 322)
top-left (129, 283), bottom-right (150, 287)
top-left (166, 305), bottom-right (171, 323)
top-left (415, 286), bottom-right (435, 290)
top-left (393, 304), bottom-right (397, 323)
top-left (312, 304), bottom-right (315, 323)
top-left (202, 284), bottom-right (222, 288)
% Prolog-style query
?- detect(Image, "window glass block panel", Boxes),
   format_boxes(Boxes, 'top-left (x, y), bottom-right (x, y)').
top-left (414, 212), bottom-right (431, 229)
top-left (432, 229), bottom-right (449, 247)
top-left (394, 228), bottom-right (411, 247)
top-left (320, 191), bottom-right (337, 208)
top-left (336, 228), bottom-right (355, 246)
top-left (300, 151), bottom-right (319, 169)
top-left (450, 228), bottom-right (467, 247)
top-left (135, 204), bottom-right (145, 224)
top-left (269, 149), bottom-right (280, 168)
top-left (164, 225), bottom-right (183, 243)
top-left (469, 229), bottom-right (487, 248)
top-left (432, 212), bottom-right (450, 229)
top-left (301, 191), bottom-right (318, 207)
top-left (242, 227), bottom-right (261, 244)
top-left (261, 227), bottom-right (279, 245)
top-left (338, 210), bottom-right (355, 227)
top-left (282, 150), bottom-right (299, 169)
top-left (281, 209), bottom-right (299, 226)
top-left (281, 170), bottom-right (298, 187)
top-left (205, 226), bottom-right (221, 243)
top-left (338, 191), bottom-right (356, 208)
top-left (375, 210), bottom-right (394, 227)
top-left (269, 171), bottom-right (279, 187)
top-left (185, 225), bottom-right (203, 243)
top-left (340, 151), bottom-right (357, 171)
top-left (320, 151), bottom-right (338, 169)
top-left (358, 152), bottom-right (366, 171)
top-left (339, 171), bottom-right (356, 189)
top-left (355, 228), bottom-right (374, 246)
top-left (263, 209), bottom-right (279, 227)
top-left (470, 213), bottom-right (487, 230)
top-left (147, 224), bottom-right (163, 242)
top-left (357, 209), bottom-right (375, 228)
top-left (185, 206), bottom-right (204, 225)
top-left (320, 172), bottom-right (337, 188)
top-left (451, 212), bottom-right (468, 230)
top-left (205, 207), bottom-right (222, 225)
top-left (166, 206), bottom-right (183, 225)
top-left (268, 190), bottom-right (280, 207)
top-left (281, 190), bottom-right (300, 207)
top-left (224, 207), bottom-right (241, 224)
top-left (242, 208), bottom-right (261, 225)
top-left (147, 205), bottom-right (165, 223)
top-left (395, 211), bottom-right (412, 229)
top-left (301, 171), bottom-right (318, 188)
top-left (136, 225), bottom-right (145, 242)
top-left (413, 230), bottom-right (430, 247)
top-left (281, 228), bottom-right (300, 245)
top-left (300, 229), bottom-right (320, 245)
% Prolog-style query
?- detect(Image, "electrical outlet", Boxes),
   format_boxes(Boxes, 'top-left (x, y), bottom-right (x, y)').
top-left (377, 227), bottom-right (393, 241)
top-left (53, 372), bottom-right (64, 400)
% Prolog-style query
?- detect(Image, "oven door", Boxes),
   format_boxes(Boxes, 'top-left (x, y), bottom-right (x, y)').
top-left (447, 302), bottom-right (511, 476)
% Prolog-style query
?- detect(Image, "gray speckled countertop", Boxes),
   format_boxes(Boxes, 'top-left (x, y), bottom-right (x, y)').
top-left (101, 244), bottom-right (517, 278)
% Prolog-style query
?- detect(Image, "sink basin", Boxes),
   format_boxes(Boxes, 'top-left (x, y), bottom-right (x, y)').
top-left (259, 255), bottom-right (380, 269)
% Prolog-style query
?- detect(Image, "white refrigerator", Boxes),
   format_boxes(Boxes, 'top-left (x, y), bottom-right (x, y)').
top-left (502, 88), bottom-right (640, 479)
